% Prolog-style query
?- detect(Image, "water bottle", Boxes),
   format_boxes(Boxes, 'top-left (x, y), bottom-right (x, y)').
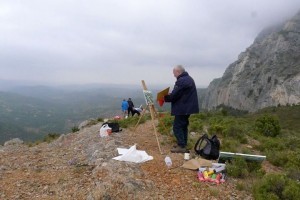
top-left (164, 156), bottom-right (172, 168)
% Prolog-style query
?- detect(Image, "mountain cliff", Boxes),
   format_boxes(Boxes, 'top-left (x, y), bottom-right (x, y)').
top-left (202, 11), bottom-right (300, 112)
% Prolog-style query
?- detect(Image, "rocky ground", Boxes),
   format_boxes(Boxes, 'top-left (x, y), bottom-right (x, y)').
top-left (0, 120), bottom-right (254, 200)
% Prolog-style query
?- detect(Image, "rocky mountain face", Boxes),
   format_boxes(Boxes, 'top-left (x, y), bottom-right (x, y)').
top-left (202, 11), bottom-right (300, 112)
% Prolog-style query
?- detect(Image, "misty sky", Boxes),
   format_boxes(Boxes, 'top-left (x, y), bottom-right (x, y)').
top-left (1, 0), bottom-right (300, 88)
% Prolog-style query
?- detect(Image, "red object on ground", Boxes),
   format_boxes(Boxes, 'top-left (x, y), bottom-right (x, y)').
top-left (114, 116), bottom-right (121, 120)
top-left (158, 99), bottom-right (164, 107)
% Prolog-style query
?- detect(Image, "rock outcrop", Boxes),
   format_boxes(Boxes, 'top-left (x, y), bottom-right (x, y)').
top-left (202, 11), bottom-right (300, 112)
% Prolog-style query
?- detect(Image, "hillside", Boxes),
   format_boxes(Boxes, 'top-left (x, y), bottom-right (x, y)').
top-left (202, 11), bottom-right (300, 112)
top-left (1, 105), bottom-right (299, 199)
top-left (0, 120), bottom-right (251, 200)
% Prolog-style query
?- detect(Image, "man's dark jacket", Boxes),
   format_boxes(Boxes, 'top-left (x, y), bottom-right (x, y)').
top-left (164, 72), bottom-right (199, 115)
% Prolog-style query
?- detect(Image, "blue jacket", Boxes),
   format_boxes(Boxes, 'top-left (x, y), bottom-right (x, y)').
top-left (121, 100), bottom-right (129, 111)
top-left (164, 72), bottom-right (199, 115)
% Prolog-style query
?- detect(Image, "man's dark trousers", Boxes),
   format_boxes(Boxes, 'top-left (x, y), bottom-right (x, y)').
top-left (173, 115), bottom-right (190, 148)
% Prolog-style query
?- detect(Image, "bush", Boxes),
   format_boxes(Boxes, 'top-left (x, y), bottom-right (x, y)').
top-left (117, 114), bottom-right (148, 128)
top-left (287, 168), bottom-right (300, 181)
top-left (189, 121), bottom-right (203, 132)
top-left (71, 126), bottom-right (80, 133)
top-left (221, 138), bottom-right (240, 152)
top-left (255, 114), bottom-right (281, 137)
top-left (97, 117), bottom-right (104, 122)
top-left (265, 150), bottom-right (289, 167)
top-left (190, 113), bottom-right (208, 120)
top-left (43, 133), bottom-right (60, 143)
top-left (227, 157), bottom-right (263, 179)
top-left (282, 180), bottom-right (300, 199)
top-left (223, 122), bottom-right (248, 143)
top-left (266, 150), bottom-right (300, 169)
top-left (227, 157), bottom-right (249, 178)
top-left (157, 114), bottom-right (173, 135)
top-left (253, 174), bottom-right (300, 200)
top-left (257, 137), bottom-right (284, 152)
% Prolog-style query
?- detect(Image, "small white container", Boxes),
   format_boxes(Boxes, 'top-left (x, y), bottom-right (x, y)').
top-left (184, 153), bottom-right (190, 160)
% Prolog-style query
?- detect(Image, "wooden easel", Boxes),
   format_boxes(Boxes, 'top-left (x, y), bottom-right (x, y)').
top-left (134, 80), bottom-right (163, 154)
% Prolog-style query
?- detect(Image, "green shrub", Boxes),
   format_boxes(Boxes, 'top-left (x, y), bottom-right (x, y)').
top-left (227, 157), bottom-right (263, 179)
top-left (266, 150), bottom-right (300, 169)
top-left (117, 115), bottom-right (148, 128)
top-left (189, 121), bottom-right (203, 132)
top-left (221, 138), bottom-right (240, 152)
top-left (257, 137), bottom-right (284, 151)
top-left (227, 157), bottom-right (249, 178)
top-left (190, 113), bottom-right (208, 120)
top-left (71, 126), bottom-right (80, 133)
top-left (255, 114), bottom-right (281, 137)
top-left (285, 136), bottom-right (300, 150)
top-left (208, 124), bottom-right (225, 135)
top-left (97, 117), bottom-right (104, 122)
top-left (284, 151), bottom-right (300, 169)
top-left (282, 179), bottom-right (300, 199)
top-left (265, 150), bottom-right (289, 167)
top-left (43, 133), bottom-right (60, 143)
top-left (287, 168), bottom-right (300, 181)
top-left (157, 114), bottom-right (173, 135)
top-left (223, 122), bottom-right (248, 143)
top-left (253, 174), bottom-right (300, 200)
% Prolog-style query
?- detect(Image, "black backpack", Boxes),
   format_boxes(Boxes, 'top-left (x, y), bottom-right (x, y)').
top-left (101, 122), bottom-right (122, 133)
top-left (194, 134), bottom-right (220, 160)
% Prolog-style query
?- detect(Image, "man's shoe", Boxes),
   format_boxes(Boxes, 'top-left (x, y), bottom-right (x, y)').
top-left (171, 146), bottom-right (187, 153)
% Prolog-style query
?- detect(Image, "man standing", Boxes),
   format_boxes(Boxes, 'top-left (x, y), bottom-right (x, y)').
top-left (127, 98), bottom-right (134, 117)
top-left (164, 65), bottom-right (199, 153)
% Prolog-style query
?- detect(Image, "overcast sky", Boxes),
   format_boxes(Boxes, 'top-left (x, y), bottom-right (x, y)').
top-left (1, 0), bottom-right (300, 88)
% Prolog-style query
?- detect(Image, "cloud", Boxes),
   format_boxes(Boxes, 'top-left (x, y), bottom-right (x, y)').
top-left (0, 0), bottom-right (300, 87)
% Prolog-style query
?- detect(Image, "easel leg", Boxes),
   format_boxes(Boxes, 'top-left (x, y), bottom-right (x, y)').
top-left (139, 80), bottom-right (163, 154)
top-left (149, 105), bottom-right (163, 154)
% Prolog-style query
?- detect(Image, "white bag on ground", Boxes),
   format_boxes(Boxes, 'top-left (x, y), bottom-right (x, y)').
top-left (113, 145), bottom-right (153, 163)
top-left (99, 124), bottom-right (112, 137)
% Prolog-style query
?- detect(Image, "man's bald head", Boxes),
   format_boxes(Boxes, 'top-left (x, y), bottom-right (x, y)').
top-left (173, 65), bottom-right (185, 78)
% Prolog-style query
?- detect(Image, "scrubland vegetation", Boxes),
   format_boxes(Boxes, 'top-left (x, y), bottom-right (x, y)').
top-left (157, 104), bottom-right (300, 199)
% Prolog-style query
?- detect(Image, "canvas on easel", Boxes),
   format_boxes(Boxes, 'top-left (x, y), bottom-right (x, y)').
top-left (143, 90), bottom-right (154, 105)
top-left (134, 80), bottom-right (163, 154)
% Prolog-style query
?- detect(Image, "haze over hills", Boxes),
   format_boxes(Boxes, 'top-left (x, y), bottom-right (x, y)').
top-left (202, 11), bottom-right (300, 111)
top-left (0, 84), bottom-right (150, 144)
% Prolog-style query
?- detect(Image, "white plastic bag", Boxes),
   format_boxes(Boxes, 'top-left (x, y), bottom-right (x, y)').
top-left (113, 144), bottom-right (153, 163)
top-left (99, 124), bottom-right (112, 137)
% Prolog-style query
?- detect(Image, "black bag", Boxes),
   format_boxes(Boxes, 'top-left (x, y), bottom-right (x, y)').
top-left (101, 122), bottom-right (122, 133)
top-left (194, 134), bottom-right (220, 160)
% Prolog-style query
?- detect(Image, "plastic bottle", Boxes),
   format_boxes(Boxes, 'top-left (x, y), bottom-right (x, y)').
top-left (164, 156), bottom-right (172, 168)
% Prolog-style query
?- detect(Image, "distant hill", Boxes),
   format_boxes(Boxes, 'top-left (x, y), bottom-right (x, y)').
top-left (0, 85), bottom-right (148, 144)
top-left (202, 11), bottom-right (300, 112)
